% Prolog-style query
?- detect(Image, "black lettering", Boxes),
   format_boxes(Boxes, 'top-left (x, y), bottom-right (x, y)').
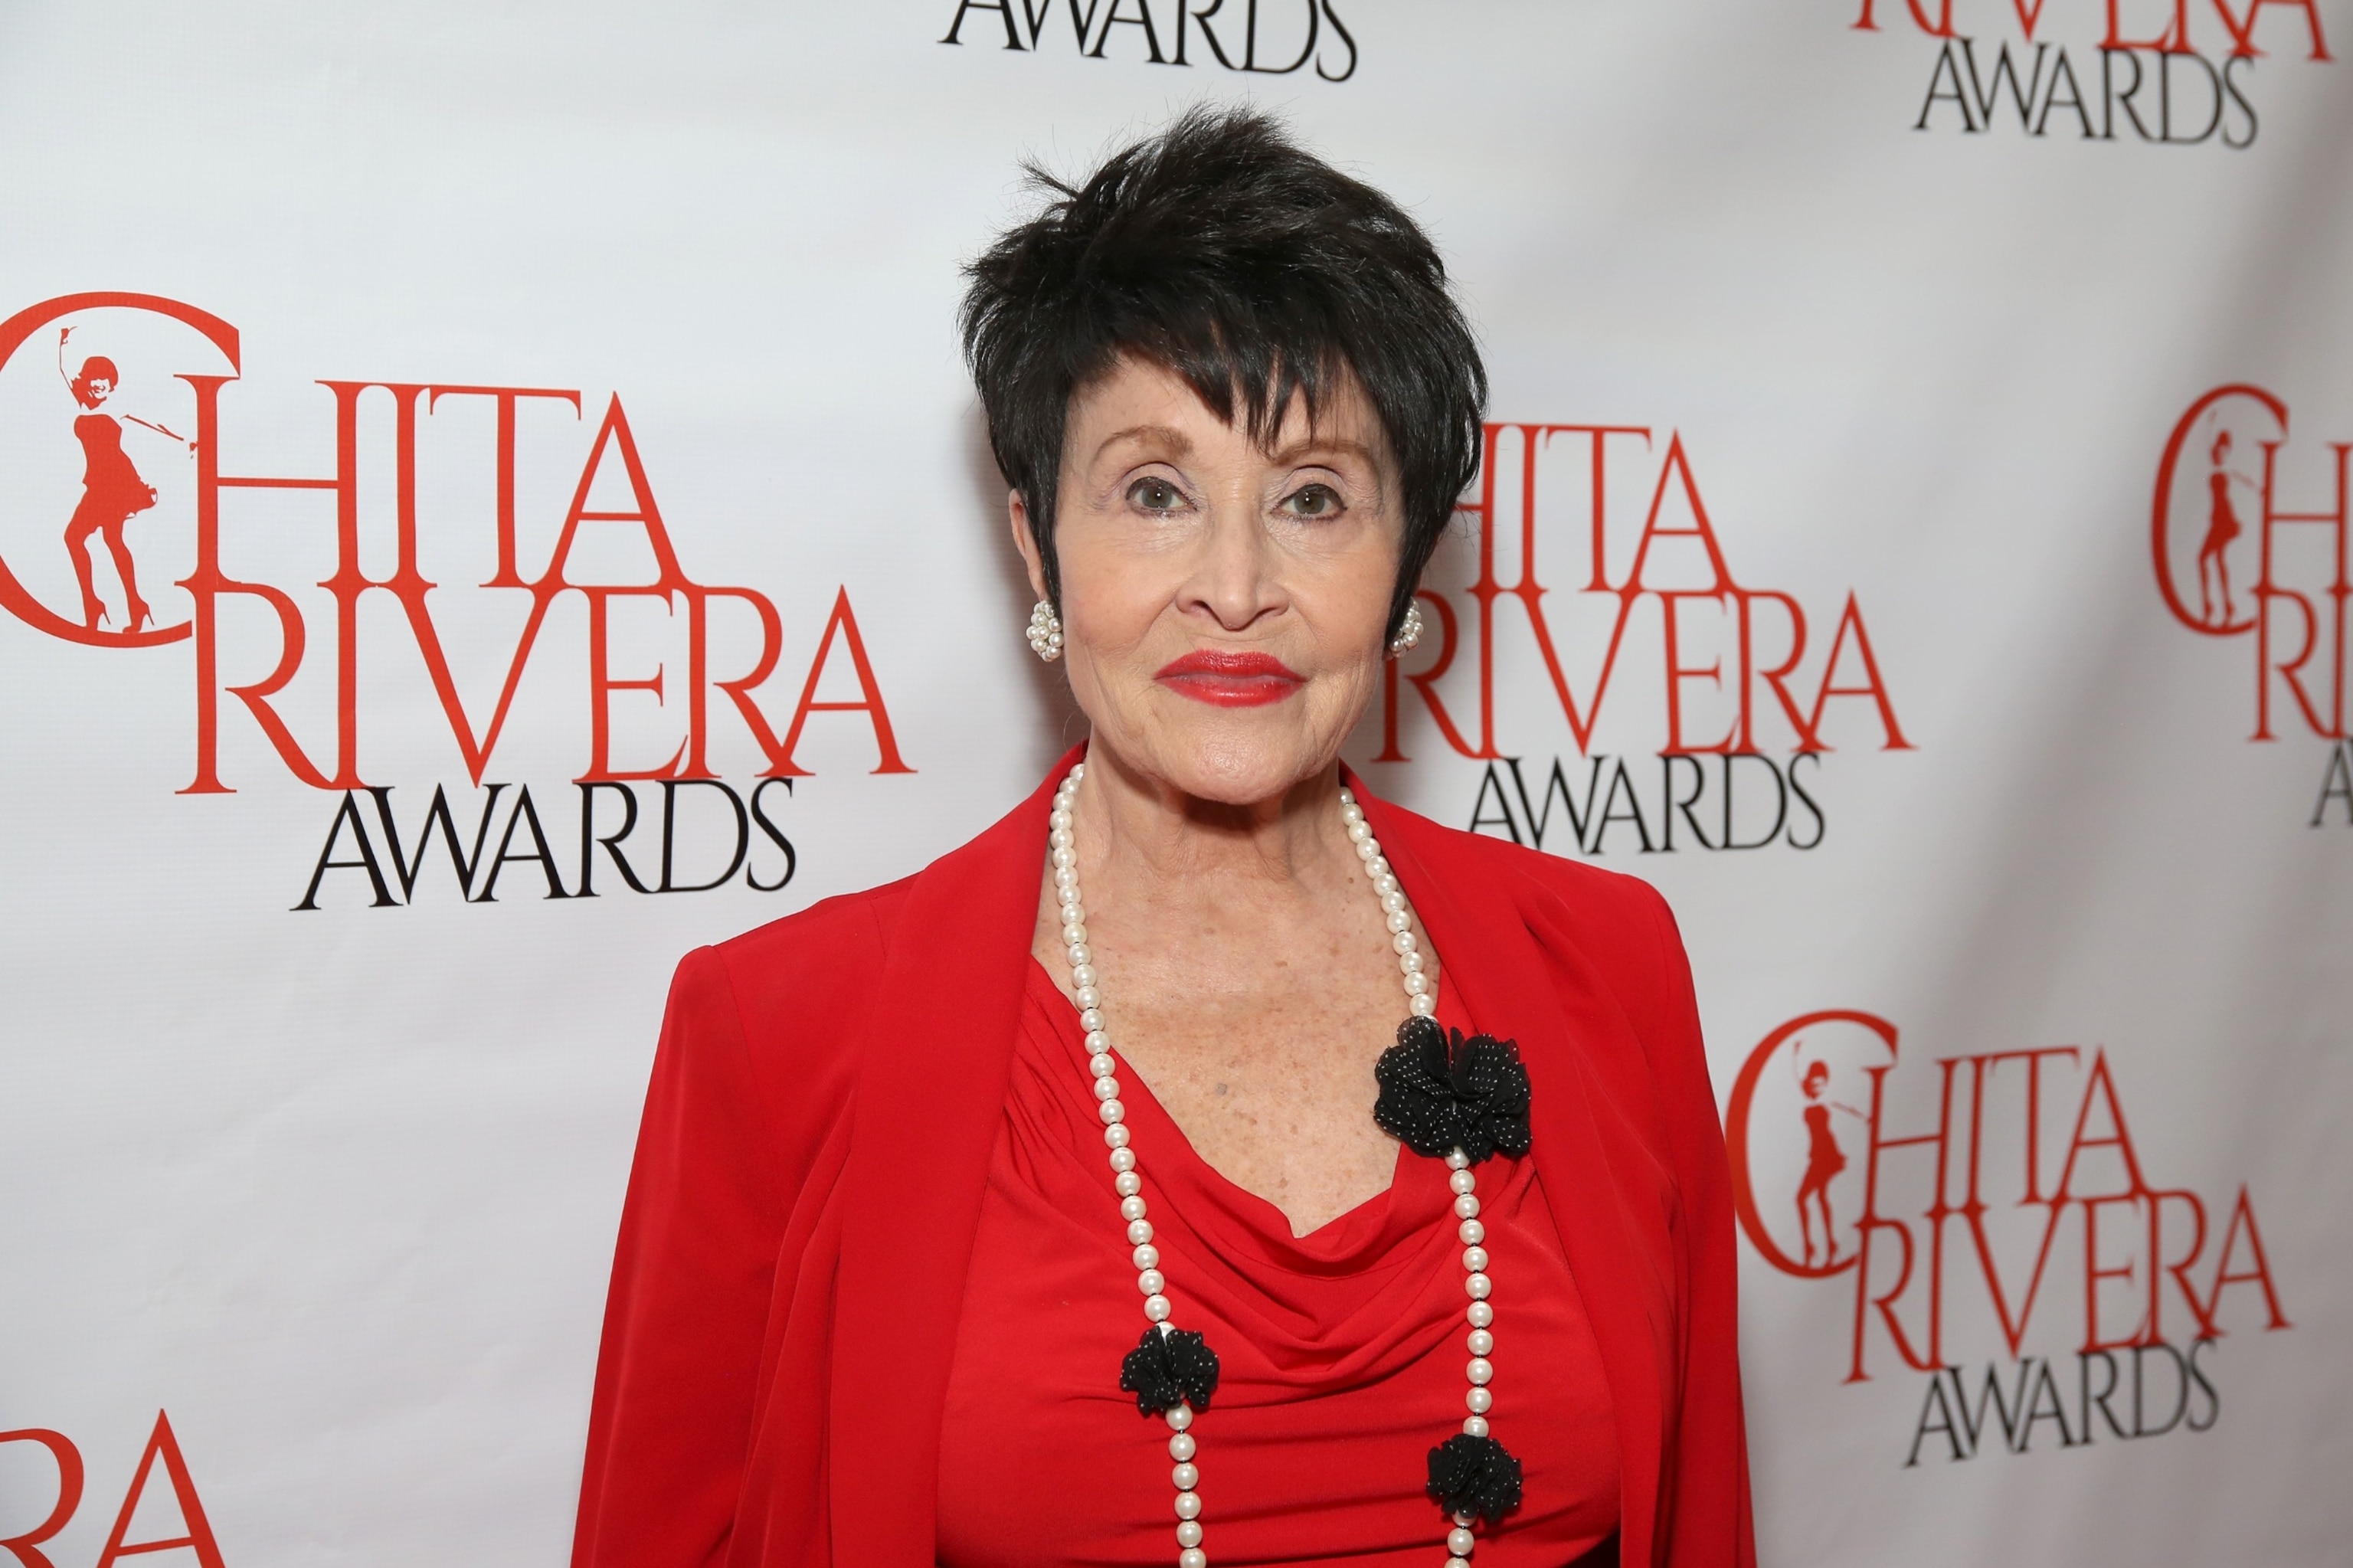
top-left (474, 786), bottom-right (570, 902)
top-left (1588, 757), bottom-right (1655, 855)
top-left (2132, 1340), bottom-right (2190, 1437)
top-left (577, 781), bottom-right (653, 896)
top-left (2312, 741), bottom-right (2353, 826)
top-left (2080, 1348), bottom-right (2129, 1441)
top-left (1786, 751), bottom-right (1827, 849)
top-left (1176, 0), bottom-right (1236, 66)
top-left (2221, 54), bottom-right (2260, 149)
top-left (1242, 0), bottom-right (1318, 73)
top-left (1315, 0), bottom-right (1356, 80)
top-left (1661, 754), bottom-right (1714, 852)
top-left (293, 791), bottom-right (398, 911)
top-left (1962, 38), bottom-right (2047, 131)
top-left (2185, 1337), bottom-right (2220, 1432)
top-left (2104, 47), bottom-right (2156, 141)
top-left (941, 0), bottom-right (1027, 47)
top-left (1503, 755), bottom-right (1604, 853)
top-left (2016, 1357), bottom-right (2077, 1451)
top-left (1088, 0), bottom-right (1167, 59)
top-left (2160, 48), bottom-right (2223, 143)
top-left (1954, 1360), bottom-right (2030, 1455)
top-left (1722, 752), bottom-right (1788, 849)
top-left (1468, 763), bottom-right (1524, 843)
top-left (659, 780), bottom-right (751, 893)
top-left (2034, 48), bottom-right (2097, 138)
top-left (371, 783), bottom-right (506, 902)
top-left (1905, 1372), bottom-right (1970, 1465)
top-left (1917, 38), bottom-right (1983, 132)
top-left (748, 777), bottom-right (798, 892)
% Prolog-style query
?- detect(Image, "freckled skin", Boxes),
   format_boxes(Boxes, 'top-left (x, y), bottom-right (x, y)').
top-left (1014, 358), bottom-right (1436, 1238)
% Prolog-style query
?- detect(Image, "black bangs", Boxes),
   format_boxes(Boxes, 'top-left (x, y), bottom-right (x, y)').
top-left (959, 104), bottom-right (1487, 637)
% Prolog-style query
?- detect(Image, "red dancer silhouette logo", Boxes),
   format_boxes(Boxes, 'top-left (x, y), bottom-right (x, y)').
top-left (1795, 1055), bottom-right (1866, 1268)
top-left (2153, 385), bottom-right (2348, 741)
top-left (57, 326), bottom-right (195, 633)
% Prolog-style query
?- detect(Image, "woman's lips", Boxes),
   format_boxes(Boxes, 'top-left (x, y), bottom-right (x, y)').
top-left (1154, 650), bottom-right (1307, 708)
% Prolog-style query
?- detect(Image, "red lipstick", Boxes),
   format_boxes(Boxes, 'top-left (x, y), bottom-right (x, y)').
top-left (1154, 649), bottom-right (1306, 708)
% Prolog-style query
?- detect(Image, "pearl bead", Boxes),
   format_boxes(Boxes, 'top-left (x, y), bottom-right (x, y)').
top-left (1050, 807), bottom-right (1072, 826)
top-left (1116, 1172), bottom-right (1143, 1197)
top-left (1410, 994), bottom-right (1437, 1016)
top-left (1448, 1559), bottom-right (1471, 1568)
top-left (1462, 1246), bottom-right (1490, 1272)
top-left (1368, 856), bottom-right (1392, 879)
top-left (1384, 909), bottom-right (1412, 933)
top-left (1144, 1294), bottom-right (1171, 1321)
top-left (1466, 1386), bottom-right (1493, 1414)
top-left (1054, 866), bottom-right (1079, 889)
top-left (1120, 1196), bottom-right (1148, 1222)
top-left (1099, 1099), bottom-right (1127, 1125)
top-left (1172, 1462), bottom-right (1199, 1490)
top-left (1081, 1008), bottom-right (1105, 1032)
top-left (1468, 1328), bottom-right (1493, 1356)
top-left (1458, 1219), bottom-right (1484, 1244)
top-left (1139, 1270), bottom-right (1165, 1295)
top-left (1468, 1301), bottom-right (1494, 1328)
top-left (1467, 1357), bottom-right (1493, 1385)
top-left (1110, 1147), bottom-right (1136, 1172)
top-left (1454, 1193), bottom-right (1481, 1219)
top-left (1075, 986), bottom-right (1101, 1010)
top-left (1355, 838), bottom-right (1381, 862)
top-left (1072, 963), bottom-right (1098, 988)
top-left (1340, 800), bottom-right (1363, 822)
top-left (1174, 1491), bottom-right (1202, 1521)
top-left (1170, 1432), bottom-right (1196, 1461)
top-left (1449, 1527), bottom-right (1477, 1556)
top-left (1166, 1403), bottom-right (1193, 1431)
top-left (1380, 889), bottom-right (1406, 913)
top-left (1091, 1052), bottom-right (1118, 1079)
top-left (1095, 1078), bottom-right (1122, 1102)
top-left (1448, 1169), bottom-right (1476, 1195)
top-left (1445, 1149), bottom-right (1470, 1170)
top-left (1062, 901), bottom-right (1086, 924)
top-left (1180, 1548), bottom-right (1206, 1568)
top-left (1347, 820), bottom-right (1372, 843)
top-left (1463, 1415), bottom-right (1490, 1438)
top-left (1051, 828), bottom-right (1074, 849)
top-left (1127, 1219), bottom-right (1154, 1245)
top-left (1392, 931), bottom-right (1418, 954)
top-left (1399, 951), bottom-right (1424, 974)
top-left (1105, 1124), bottom-right (1130, 1148)
top-left (1404, 972), bottom-right (1430, 996)
top-left (1178, 1520), bottom-right (1205, 1548)
top-left (1068, 942), bottom-right (1092, 967)
top-left (1465, 1272), bottom-right (1492, 1300)
top-left (1133, 1243), bottom-right (1159, 1269)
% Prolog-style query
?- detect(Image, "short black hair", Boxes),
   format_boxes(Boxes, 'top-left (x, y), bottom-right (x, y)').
top-left (959, 105), bottom-right (1487, 640)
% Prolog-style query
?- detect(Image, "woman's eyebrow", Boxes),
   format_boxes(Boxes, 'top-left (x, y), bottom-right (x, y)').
top-left (1095, 424), bottom-right (1194, 462)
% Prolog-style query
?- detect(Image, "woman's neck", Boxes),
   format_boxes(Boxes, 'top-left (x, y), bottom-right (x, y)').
top-left (1067, 739), bottom-right (1354, 895)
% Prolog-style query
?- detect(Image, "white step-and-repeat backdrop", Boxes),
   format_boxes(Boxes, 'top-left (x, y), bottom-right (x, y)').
top-left (2, 3), bottom-right (2345, 1564)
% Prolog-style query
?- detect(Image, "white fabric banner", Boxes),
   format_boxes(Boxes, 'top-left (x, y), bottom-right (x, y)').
top-left (2, 3), bottom-right (2345, 1564)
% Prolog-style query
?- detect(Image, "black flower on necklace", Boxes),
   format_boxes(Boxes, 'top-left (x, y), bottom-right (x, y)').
top-left (1373, 1016), bottom-right (1533, 1164)
top-left (1119, 1324), bottom-right (1222, 1416)
top-left (1427, 1432), bottom-right (1524, 1524)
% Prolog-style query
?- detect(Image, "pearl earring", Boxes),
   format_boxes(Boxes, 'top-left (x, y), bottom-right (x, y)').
top-left (1027, 599), bottom-right (1065, 662)
top-left (1387, 602), bottom-right (1424, 657)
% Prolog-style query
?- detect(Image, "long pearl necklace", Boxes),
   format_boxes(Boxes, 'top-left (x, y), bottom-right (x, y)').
top-left (1047, 761), bottom-right (1504, 1568)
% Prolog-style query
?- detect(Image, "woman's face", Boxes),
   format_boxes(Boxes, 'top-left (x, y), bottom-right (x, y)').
top-left (1012, 355), bottom-right (1402, 807)
top-left (85, 378), bottom-right (113, 406)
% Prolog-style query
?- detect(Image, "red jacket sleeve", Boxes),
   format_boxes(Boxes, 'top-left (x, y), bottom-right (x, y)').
top-left (572, 946), bottom-right (788, 1568)
top-left (1638, 885), bottom-right (1756, 1568)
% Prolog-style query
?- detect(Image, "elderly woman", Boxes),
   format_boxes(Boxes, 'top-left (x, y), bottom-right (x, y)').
top-left (572, 108), bottom-right (1752, 1568)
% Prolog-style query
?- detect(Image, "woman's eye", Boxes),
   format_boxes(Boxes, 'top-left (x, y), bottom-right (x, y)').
top-left (1127, 477), bottom-right (1183, 512)
top-left (1284, 484), bottom-right (1342, 518)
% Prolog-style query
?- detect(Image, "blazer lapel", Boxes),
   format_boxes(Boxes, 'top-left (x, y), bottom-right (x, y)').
top-left (1356, 776), bottom-right (1671, 1568)
top-left (827, 753), bottom-right (1076, 1566)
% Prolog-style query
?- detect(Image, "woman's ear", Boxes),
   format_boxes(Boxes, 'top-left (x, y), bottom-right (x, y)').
top-left (1008, 489), bottom-right (1049, 604)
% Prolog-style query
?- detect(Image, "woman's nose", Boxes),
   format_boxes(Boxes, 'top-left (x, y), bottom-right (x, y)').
top-left (1183, 502), bottom-right (1281, 631)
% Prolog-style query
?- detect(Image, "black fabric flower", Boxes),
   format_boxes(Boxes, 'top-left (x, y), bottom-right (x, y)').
top-left (1119, 1325), bottom-right (1221, 1416)
top-left (1373, 1016), bottom-right (1533, 1164)
top-left (1425, 1432), bottom-right (1523, 1524)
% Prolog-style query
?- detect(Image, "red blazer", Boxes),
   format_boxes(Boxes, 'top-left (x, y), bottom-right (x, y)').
top-left (571, 758), bottom-right (1754, 1568)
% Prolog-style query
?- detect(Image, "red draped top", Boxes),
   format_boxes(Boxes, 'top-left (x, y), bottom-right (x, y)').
top-left (936, 964), bottom-right (1620, 1567)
